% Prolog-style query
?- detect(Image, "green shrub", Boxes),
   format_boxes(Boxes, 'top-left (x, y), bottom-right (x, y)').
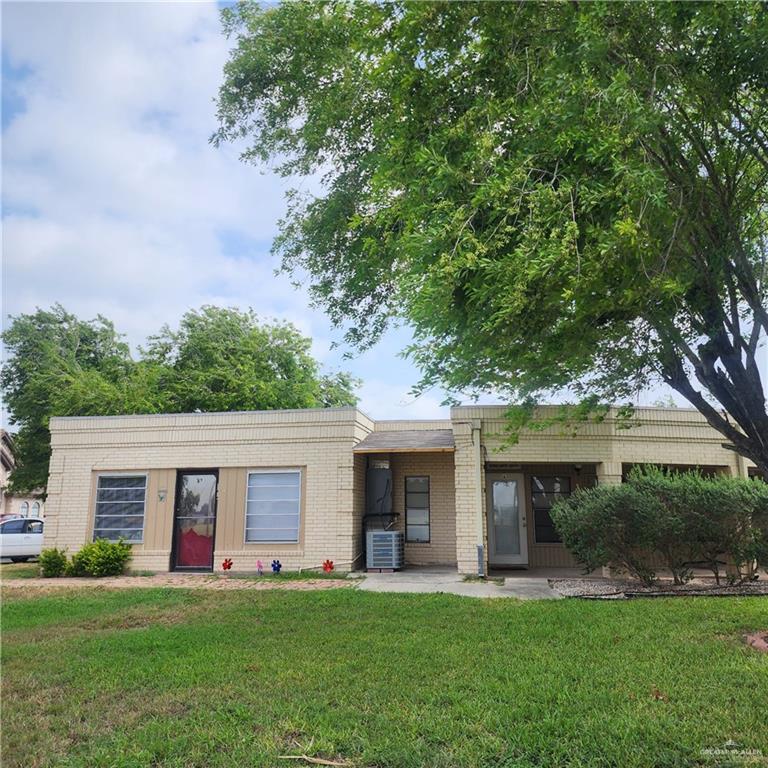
top-left (551, 466), bottom-right (768, 585)
top-left (65, 539), bottom-right (132, 577)
top-left (38, 547), bottom-right (68, 578)
top-left (551, 483), bottom-right (664, 585)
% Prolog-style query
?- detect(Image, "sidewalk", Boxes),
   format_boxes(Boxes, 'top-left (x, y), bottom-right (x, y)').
top-left (357, 567), bottom-right (561, 600)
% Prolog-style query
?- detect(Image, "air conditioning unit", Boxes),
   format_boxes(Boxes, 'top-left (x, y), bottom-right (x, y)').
top-left (366, 530), bottom-right (404, 570)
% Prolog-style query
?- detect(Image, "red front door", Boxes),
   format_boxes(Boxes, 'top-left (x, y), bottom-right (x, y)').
top-left (173, 471), bottom-right (218, 570)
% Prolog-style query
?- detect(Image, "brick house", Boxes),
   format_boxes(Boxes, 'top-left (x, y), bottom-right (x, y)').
top-left (43, 405), bottom-right (758, 574)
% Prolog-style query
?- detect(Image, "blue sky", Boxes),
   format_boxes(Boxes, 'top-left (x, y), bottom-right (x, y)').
top-left (2, 1), bottom-right (696, 422)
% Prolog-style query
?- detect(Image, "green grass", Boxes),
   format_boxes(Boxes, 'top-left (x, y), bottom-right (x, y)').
top-left (2, 588), bottom-right (767, 768)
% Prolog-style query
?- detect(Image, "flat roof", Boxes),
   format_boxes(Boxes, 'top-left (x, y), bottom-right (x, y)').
top-left (353, 429), bottom-right (455, 454)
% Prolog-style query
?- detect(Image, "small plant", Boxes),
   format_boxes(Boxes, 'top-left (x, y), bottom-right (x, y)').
top-left (271, 559), bottom-right (282, 574)
top-left (322, 559), bottom-right (334, 573)
top-left (39, 547), bottom-right (67, 578)
top-left (222, 558), bottom-right (233, 571)
top-left (65, 539), bottom-right (132, 577)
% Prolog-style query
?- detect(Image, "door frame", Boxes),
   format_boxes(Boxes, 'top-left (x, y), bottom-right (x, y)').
top-left (170, 468), bottom-right (219, 572)
top-left (486, 471), bottom-right (529, 567)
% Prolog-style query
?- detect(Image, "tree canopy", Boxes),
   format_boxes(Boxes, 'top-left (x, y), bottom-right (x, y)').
top-left (1, 305), bottom-right (358, 493)
top-left (216, 1), bottom-right (768, 472)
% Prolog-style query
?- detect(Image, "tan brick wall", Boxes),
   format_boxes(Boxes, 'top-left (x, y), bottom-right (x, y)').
top-left (452, 421), bottom-right (481, 574)
top-left (451, 406), bottom-right (756, 573)
top-left (389, 452), bottom-right (456, 566)
top-left (45, 404), bottom-right (758, 576)
top-left (352, 453), bottom-right (368, 570)
top-left (45, 408), bottom-right (368, 572)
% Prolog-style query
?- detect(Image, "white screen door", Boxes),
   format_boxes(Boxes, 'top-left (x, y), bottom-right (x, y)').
top-left (486, 473), bottom-right (528, 566)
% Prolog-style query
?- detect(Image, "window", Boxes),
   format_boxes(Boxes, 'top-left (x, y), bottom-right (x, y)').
top-left (531, 476), bottom-right (571, 544)
top-left (20, 501), bottom-right (29, 517)
top-left (32, 501), bottom-right (41, 516)
top-left (405, 476), bottom-right (430, 543)
top-left (1, 519), bottom-right (26, 534)
top-left (94, 475), bottom-right (147, 542)
top-left (245, 470), bottom-right (301, 543)
top-left (26, 520), bottom-right (43, 534)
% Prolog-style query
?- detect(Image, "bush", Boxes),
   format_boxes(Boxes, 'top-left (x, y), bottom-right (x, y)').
top-left (551, 483), bottom-right (665, 585)
top-left (65, 539), bottom-right (132, 577)
top-left (551, 466), bottom-right (768, 585)
top-left (38, 547), bottom-right (68, 578)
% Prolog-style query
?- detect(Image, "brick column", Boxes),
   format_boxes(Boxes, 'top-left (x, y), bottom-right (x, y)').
top-left (596, 461), bottom-right (623, 486)
top-left (453, 421), bottom-right (484, 574)
top-left (597, 461), bottom-right (623, 578)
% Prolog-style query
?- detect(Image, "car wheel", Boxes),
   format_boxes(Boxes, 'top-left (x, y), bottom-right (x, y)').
top-left (10, 557), bottom-right (30, 563)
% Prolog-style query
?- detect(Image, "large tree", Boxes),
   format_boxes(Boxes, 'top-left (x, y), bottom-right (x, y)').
top-left (215, 1), bottom-right (768, 473)
top-left (0, 305), bottom-right (144, 494)
top-left (142, 306), bottom-right (358, 413)
top-left (1, 305), bottom-right (358, 492)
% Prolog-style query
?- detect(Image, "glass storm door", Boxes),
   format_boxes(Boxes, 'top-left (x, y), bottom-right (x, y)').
top-left (173, 471), bottom-right (218, 571)
top-left (486, 474), bottom-right (528, 566)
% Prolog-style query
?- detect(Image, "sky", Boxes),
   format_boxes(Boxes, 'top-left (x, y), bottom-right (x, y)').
top-left (1, 1), bottom-right (704, 424)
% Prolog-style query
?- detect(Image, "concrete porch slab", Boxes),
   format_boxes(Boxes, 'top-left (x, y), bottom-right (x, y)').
top-left (355, 567), bottom-right (561, 600)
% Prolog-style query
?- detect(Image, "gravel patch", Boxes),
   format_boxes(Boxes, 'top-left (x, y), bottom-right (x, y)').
top-left (550, 577), bottom-right (768, 599)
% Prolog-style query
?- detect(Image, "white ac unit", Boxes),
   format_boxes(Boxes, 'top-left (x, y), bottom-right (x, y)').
top-left (366, 530), bottom-right (404, 570)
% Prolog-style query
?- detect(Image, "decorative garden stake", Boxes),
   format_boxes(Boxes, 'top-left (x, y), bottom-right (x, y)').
top-left (256, 559), bottom-right (263, 576)
top-left (323, 559), bottom-right (334, 573)
top-left (271, 559), bottom-right (282, 574)
top-left (222, 558), bottom-right (233, 571)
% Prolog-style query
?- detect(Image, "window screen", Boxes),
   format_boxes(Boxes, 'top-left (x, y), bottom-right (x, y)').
top-left (94, 475), bottom-right (147, 542)
top-left (245, 471), bottom-right (301, 543)
top-left (405, 476), bottom-right (430, 543)
top-left (531, 476), bottom-right (571, 543)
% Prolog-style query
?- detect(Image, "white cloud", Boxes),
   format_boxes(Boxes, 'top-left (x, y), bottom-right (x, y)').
top-left (2, 1), bottom-right (311, 344)
top-left (356, 378), bottom-right (449, 421)
top-left (5, 1), bottom-right (702, 424)
top-left (0, 1), bottom-right (454, 420)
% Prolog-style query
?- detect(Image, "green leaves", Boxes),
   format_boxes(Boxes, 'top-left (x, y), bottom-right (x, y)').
top-left (1, 306), bottom-right (359, 492)
top-left (217, 0), bottom-right (768, 470)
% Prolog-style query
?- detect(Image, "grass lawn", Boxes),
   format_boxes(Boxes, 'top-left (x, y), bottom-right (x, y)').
top-left (2, 588), bottom-right (767, 768)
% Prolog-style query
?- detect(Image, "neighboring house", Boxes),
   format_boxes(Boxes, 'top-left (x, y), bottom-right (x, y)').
top-left (43, 405), bottom-right (758, 574)
top-left (1, 430), bottom-right (44, 519)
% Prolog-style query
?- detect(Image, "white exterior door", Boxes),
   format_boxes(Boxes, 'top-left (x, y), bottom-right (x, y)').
top-left (486, 473), bottom-right (528, 567)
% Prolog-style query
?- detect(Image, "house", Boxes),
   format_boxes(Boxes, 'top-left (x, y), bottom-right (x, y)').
top-left (43, 405), bottom-right (758, 574)
top-left (1, 430), bottom-right (44, 519)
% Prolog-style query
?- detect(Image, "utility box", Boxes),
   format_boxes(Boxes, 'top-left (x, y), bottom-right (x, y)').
top-left (366, 530), bottom-right (404, 570)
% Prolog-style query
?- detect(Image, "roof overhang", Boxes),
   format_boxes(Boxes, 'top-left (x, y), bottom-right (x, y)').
top-left (353, 429), bottom-right (455, 454)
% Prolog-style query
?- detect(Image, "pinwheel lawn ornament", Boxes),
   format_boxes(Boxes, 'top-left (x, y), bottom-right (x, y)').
top-left (322, 559), bottom-right (334, 573)
top-left (222, 558), bottom-right (233, 571)
top-left (256, 559), bottom-right (263, 576)
top-left (271, 559), bottom-right (282, 574)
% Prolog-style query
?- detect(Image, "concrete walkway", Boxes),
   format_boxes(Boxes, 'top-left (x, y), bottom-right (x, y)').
top-left (356, 568), bottom-right (561, 600)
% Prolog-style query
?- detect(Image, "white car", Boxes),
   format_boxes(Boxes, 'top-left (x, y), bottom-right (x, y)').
top-left (0, 517), bottom-right (44, 562)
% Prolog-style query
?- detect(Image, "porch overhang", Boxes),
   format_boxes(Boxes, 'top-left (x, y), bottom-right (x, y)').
top-left (353, 429), bottom-right (455, 454)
